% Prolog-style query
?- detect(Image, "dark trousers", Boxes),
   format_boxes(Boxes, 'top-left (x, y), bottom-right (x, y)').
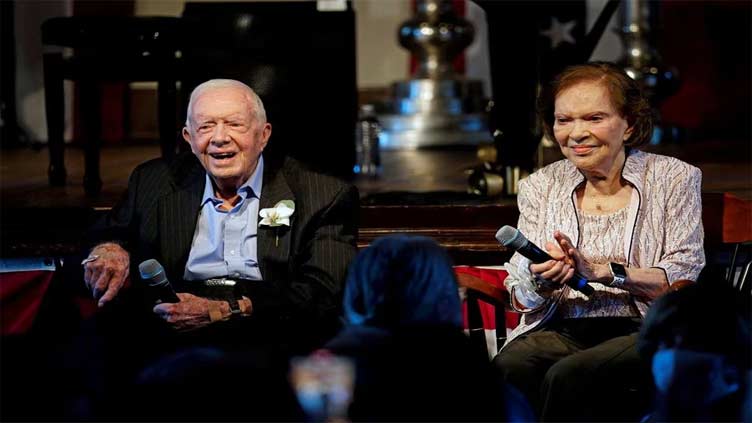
top-left (492, 317), bottom-right (654, 422)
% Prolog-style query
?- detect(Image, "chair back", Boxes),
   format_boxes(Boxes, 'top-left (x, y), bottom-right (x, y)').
top-left (455, 266), bottom-right (519, 360)
top-left (702, 193), bottom-right (752, 296)
top-left (726, 242), bottom-right (752, 295)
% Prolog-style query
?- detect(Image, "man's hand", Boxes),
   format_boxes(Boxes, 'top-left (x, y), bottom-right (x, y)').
top-left (84, 242), bottom-right (130, 307)
top-left (152, 293), bottom-right (220, 332)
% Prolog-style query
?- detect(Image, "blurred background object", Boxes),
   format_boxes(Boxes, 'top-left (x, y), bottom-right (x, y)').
top-left (376, 0), bottom-right (493, 150)
top-left (40, 15), bottom-right (184, 195)
top-left (0, 0), bottom-right (749, 206)
top-left (354, 104), bottom-right (382, 177)
top-left (179, 1), bottom-right (357, 178)
top-left (616, 0), bottom-right (680, 145)
top-left (468, 0), bottom-right (616, 197)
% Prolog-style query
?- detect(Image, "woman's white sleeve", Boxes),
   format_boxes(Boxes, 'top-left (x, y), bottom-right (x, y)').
top-left (503, 257), bottom-right (547, 312)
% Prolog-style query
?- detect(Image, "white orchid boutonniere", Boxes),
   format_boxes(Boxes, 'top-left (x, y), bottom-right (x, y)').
top-left (259, 200), bottom-right (295, 246)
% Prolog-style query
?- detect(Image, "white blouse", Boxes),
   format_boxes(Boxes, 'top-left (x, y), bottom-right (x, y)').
top-left (556, 206), bottom-right (639, 319)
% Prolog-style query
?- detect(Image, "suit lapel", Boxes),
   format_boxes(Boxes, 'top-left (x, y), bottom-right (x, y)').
top-left (258, 162), bottom-right (295, 281)
top-left (159, 166), bottom-right (204, 281)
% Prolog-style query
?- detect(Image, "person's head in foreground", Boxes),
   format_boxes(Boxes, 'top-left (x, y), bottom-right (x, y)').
top-left (343, 234), bottom-right (461, 329)
top-left (638, 281), bottom-right (750, 421)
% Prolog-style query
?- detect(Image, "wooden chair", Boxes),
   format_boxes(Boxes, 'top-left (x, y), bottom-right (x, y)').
top-left (702, 193), bottom-right (752, 296)
top-left (455, 267), bottom-right (517, 361)
top-left (454, 272), bottom-right (701, 364)
top-left (726, 241), bottom-right (751, 295)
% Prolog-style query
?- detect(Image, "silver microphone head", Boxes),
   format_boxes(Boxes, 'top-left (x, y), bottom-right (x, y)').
top-left (495, 225), bottom-right (527, 250)
top-left (138, 259), bottom-right (166, 286)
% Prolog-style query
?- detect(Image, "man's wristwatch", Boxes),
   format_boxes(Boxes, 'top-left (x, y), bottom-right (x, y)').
top-left (227, 297), bottom-right (242, 317)
top-left (608, 262), bottom-right (627, 288)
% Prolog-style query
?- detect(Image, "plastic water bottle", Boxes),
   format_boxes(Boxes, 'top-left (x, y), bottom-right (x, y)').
top-left (354, 104), bottom-right (381, 177)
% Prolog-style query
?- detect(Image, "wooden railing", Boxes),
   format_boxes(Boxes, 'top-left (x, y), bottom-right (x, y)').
top-left (1, 194), bottom-right (749, 263)
top-left (359, 203), bottom-right (519, 266)
top-left (359, 193), bottom-right (752, 266)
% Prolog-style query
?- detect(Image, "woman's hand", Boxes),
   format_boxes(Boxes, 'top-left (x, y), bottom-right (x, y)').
top-left (529, 236), bottom-right (575, 290)
top-left (152, 293), bottom-right (224, 332)
top-left (552, 231), bottom-right (610, 283)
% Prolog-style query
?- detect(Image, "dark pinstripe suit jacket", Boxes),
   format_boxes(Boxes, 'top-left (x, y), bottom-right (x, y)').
top-left (90, 152), bottom-right (359, 330)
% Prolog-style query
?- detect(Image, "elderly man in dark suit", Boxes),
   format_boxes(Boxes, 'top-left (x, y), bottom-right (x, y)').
top-left (81, 79), bottom-right (358, 348)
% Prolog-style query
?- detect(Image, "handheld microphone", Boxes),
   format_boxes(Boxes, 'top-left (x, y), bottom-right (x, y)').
top-left (138, 259), bottom-right (180, 303)
top-left (495, 225), bottom-right (595, 297)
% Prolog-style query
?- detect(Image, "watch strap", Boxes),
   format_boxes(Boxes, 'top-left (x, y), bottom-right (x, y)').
top-left (227, 297), bottom-right (241, 317)
top-left (608, 262), bottom-right (627, 288)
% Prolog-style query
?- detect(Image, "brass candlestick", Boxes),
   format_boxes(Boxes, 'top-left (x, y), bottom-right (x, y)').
top-left (378, 0), bottom-right (492, 149)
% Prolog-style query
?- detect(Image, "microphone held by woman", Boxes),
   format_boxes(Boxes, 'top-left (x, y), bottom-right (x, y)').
top-left (495, 225), bottom-right (595, 296)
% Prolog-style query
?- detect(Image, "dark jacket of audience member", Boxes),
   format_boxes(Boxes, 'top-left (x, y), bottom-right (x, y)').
top-left (125, 347), bottom-right (304, 422)
top-left (324, 235), bottom-right (534, 422)
top-left (638, 281), bottom-right (751, 422)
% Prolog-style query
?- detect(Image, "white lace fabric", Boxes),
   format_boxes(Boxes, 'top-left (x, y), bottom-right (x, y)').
top-left (556, 207), bottom-right (639, 319)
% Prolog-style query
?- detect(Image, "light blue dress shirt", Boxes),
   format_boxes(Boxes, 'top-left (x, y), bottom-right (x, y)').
top-left (183, 156), bottom-right (264, 281)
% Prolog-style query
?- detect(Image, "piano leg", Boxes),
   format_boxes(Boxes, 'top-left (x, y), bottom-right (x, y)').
top-left (43, 52), bottom-right (66, 186)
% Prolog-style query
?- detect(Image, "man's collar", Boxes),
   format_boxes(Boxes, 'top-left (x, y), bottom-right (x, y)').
top-left (247, 155), bottom-right (264, 200)
top-left (200, 155), bottom-right (265, 205)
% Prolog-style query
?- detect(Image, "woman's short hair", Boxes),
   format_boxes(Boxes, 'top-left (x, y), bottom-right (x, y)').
top-left (538, 61), bottom-right (654, 148)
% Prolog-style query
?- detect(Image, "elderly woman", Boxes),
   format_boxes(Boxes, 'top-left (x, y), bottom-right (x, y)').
top-left (493, 62), bottom-right (705, 421)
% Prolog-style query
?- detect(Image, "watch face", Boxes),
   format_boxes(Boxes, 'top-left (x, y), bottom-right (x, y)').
top-left (610, 263), bottom-right (626, 277)
top-left (609, 262), bottom-right (627, 287)
top-left (228, 298), bottom-right (241, 314)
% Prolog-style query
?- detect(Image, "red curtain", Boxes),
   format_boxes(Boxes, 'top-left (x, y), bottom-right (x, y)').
top-left (0, 271), bottom-right (54, 335)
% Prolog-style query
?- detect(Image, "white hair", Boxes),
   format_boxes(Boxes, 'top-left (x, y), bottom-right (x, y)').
top-left (185, 79), bottom-right (267, 127)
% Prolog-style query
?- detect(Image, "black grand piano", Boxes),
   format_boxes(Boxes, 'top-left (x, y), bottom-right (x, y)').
top-left (42, 1), bottom-right (357, 196)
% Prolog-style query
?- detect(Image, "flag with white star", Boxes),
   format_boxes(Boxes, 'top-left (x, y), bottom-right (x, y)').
top-left (473, 0), bottom-right (587, 169)
top-left (535, 1), bottom-right (587, 82)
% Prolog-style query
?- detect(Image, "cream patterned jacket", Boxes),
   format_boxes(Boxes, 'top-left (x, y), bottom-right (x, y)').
top-left (501, 149), bottom-right (705, 349)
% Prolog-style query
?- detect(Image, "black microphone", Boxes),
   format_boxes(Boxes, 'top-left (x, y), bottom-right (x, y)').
top-left (138, 259), bottom-right (180, 303)
top-left (495, 225), bottom-right (595, 297)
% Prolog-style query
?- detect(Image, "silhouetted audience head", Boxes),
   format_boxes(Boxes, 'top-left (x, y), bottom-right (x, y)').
top-left (323, 235), bottom-right (532, 422)
top-left (638, 281), bottom-right (750, 421)
top-left (343, 234), bottom-right (461, 329)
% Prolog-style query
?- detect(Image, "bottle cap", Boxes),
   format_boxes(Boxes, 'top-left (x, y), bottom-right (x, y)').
top-left (359, 104), bottom-right (375, 115)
